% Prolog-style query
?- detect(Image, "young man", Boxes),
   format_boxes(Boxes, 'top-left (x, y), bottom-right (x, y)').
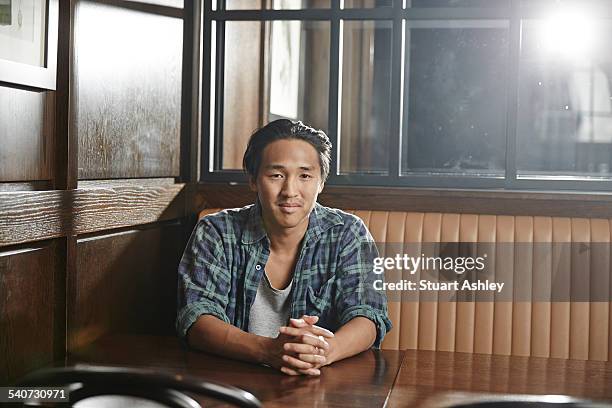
top-left (177, 119), bottom-right (391, 376)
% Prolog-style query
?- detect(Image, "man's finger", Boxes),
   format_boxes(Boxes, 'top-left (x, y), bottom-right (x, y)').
top-left (300, 367), bottom-right (321, 376)
top-left (298, 353), bottom-right (326, 365)
top-left (280, 366), bottom-right (300, 376)
top-left (283, 342), bottom-right (321, 355)
top-left (301, 315), bottom-right (319, 325)
top-left (281, 325), bottom-right (334, 339)
top-left (299, 333), bottom-right (330, 350)
top-left (282, 354), bottom-right (315, 369)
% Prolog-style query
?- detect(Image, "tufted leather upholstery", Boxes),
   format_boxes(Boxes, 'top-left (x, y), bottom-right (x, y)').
top-left (199, 208), bottom-right (612, 361)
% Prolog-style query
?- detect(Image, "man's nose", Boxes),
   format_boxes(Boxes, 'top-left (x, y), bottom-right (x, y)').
top-left (281, 176), bottom-right (299, 196)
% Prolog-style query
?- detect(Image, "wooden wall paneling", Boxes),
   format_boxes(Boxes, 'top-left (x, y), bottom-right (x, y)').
top-left (550, 217), bottom-right (571, 359)
top-left (0, 243), bottom-right (60, 384)
top-left (473, 215), bottom-right (496, 354)
top-left (399, 212), bottom-right (424, 351)
top-left (492, 216), bottom-right (514, 356)
top-left (54, 0), bottom-right (76, 190)
top-left (382, 211), bottom-right (406, 350)
top-left (531, 216), bottom-right (552, 358)
top-left (609, 220), bottom-right (612, 362)
top-left (68, 221), bottom-right (185, 351)
top-left (0, 182), bottom-right (186, 247)
top-left (455, 214), bottom-right (478, 353)
top-left (436, 214), bottom-right (460, 352)
top-left (570, 218), bottom-right (590, 360)
top-left (370, 211), bottom-right (405, 350)
top-left (418, 213), bottom-right (441, 351)
top-left (0, 87), bottom-right (53, 182)
top-left (74, 1), bottom-right (182, 179)
top-left (0, 182), bottom-right (54, 192)
top-left (512, 216), bottom-right (533, 357)
top-left (589, 218), bottom-right (610, 361)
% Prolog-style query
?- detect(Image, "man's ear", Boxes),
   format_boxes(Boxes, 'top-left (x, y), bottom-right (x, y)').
top-left (248, 176), bottom-right (258, 192)
top-left (318, 181), bottom-right (325, 194)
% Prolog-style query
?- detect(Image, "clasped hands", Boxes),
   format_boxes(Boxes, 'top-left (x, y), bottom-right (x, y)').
top-left (269, 315), bottom-right (335, 376)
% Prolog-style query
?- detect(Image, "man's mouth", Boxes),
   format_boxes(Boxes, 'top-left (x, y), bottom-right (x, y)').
top-left (278, 203), bottom-right (302, 213)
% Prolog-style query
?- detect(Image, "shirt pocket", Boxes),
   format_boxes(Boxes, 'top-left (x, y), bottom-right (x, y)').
top-left (306, 276), bottom-right (336, 315)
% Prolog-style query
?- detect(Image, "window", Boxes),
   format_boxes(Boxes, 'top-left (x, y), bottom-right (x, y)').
top-left (201, 0), bottom-right (612, 191)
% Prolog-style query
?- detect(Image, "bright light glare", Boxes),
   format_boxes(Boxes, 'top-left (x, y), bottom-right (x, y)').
top-left (539, 8), bottom-right (600, 60)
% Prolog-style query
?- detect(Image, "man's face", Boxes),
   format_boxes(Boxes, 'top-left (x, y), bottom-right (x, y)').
top-left (250, 139), bottom-right (324, 233)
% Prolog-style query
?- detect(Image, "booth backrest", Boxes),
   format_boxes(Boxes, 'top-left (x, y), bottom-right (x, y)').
top-left (199, 208), bottom-right (612, 361)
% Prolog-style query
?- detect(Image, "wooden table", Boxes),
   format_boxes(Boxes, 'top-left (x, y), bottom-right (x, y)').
top-left (386, 350), bottom-right (612, 407)
top-left (66, 335), bottom-right (612, 407)
top-left (67, 334), bottom-right (404, 407)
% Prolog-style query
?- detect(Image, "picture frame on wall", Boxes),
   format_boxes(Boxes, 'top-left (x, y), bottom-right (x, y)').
top-left (0, 0), bottom-right (58, 90)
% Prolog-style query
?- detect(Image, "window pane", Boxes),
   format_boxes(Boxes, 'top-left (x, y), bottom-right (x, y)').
top-left (402, 22), bottom-right (509, 176)
top-left (224, 0), bottom-right (330, 9)
top-left (340, 20), bottom-right (393, 175)
top-left (408, 0), bottom-right (509, 7)
top-left (343, 0), bottom-right (392, 8)
top-left (220, 21), bottom-right (330, 170)
top-left (517, 18), bottom-right (612, 179)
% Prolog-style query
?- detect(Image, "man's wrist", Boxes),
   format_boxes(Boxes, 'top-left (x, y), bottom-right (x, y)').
top-left (325, 336), bottom-right (339, 366)
top-left (256, 335), bottom-right (273, 365)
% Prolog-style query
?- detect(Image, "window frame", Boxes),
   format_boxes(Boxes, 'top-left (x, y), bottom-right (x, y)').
top-left (200, 0), bottom-right (612, 192)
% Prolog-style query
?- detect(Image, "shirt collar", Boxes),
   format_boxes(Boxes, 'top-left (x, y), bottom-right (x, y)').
top-left (240, 200), bottom-right (344, 245)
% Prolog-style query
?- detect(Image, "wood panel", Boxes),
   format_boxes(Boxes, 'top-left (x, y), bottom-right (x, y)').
top-left (0, 243), bottom-right (60, 384)
top-left (0, 87), bottom-right (53, 182)
top-left (0, 181), bottom-right (186, 247)
top-left (191, 183), bottom-right (612, 219)
top-left (68, 222), bottom-right (185, 351)
top-left (75, 1), bottom-right (182, 179)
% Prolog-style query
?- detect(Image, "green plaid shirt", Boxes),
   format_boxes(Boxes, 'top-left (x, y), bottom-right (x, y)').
top-left (176, 201), bottom-right (392, 347)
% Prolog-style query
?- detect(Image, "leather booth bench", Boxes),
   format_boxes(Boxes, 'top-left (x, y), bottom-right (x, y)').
top-left (199, 208), bottom-right (612, 362)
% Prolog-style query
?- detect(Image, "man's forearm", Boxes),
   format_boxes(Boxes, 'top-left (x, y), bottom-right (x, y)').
top-left (187, 314), bottom-right (268, 364)
top-left (326, 316), bottom-right (377, 365)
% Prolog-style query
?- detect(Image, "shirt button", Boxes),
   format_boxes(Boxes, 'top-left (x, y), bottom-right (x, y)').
top-left (256, 265), bottom-right (261, 270)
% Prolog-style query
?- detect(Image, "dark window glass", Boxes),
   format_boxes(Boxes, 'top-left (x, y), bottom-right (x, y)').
top-left (402, 22), bottom-right (509, 176)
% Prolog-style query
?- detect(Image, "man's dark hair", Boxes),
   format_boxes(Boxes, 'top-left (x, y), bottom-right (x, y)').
top-left (243, 119), bottom-right (332, 181)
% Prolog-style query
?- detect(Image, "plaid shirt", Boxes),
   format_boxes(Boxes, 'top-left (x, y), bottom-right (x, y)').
top-left (176, 201), bottom-right (392, 347)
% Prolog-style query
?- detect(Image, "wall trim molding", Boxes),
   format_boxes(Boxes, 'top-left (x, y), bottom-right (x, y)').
top-left (0, 182), bottom-right (186, 247)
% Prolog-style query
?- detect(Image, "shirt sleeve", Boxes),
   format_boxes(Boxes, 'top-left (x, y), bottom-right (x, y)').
top-left (334, 217), bottom-right (392, 348)
top-left (176, 218), bottom-right (232, 340)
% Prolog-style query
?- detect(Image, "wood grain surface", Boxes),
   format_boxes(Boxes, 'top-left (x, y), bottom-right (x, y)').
top-left (68, 224), bottom-right (185, 352)
top-left (0, 182), bottom-right (186, 247)
top-left (64, 335), bottom-right (612, 407)
top-left (67, 334), bottom-right (404, 408)
top-left (0, 87), bottom-right (53, 182)
top-left (0, 244), bottom-right (59, 384)
top-left (387, 349), bottom-right (612, 407)
top-left (74, 1), bottom-right (182, 179)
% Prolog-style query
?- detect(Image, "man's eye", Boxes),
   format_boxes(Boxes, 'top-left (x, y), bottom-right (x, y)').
top-left (301, 174), bottom-right (313, 179)
top-left (270, 174), bottom-right (283, 178)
